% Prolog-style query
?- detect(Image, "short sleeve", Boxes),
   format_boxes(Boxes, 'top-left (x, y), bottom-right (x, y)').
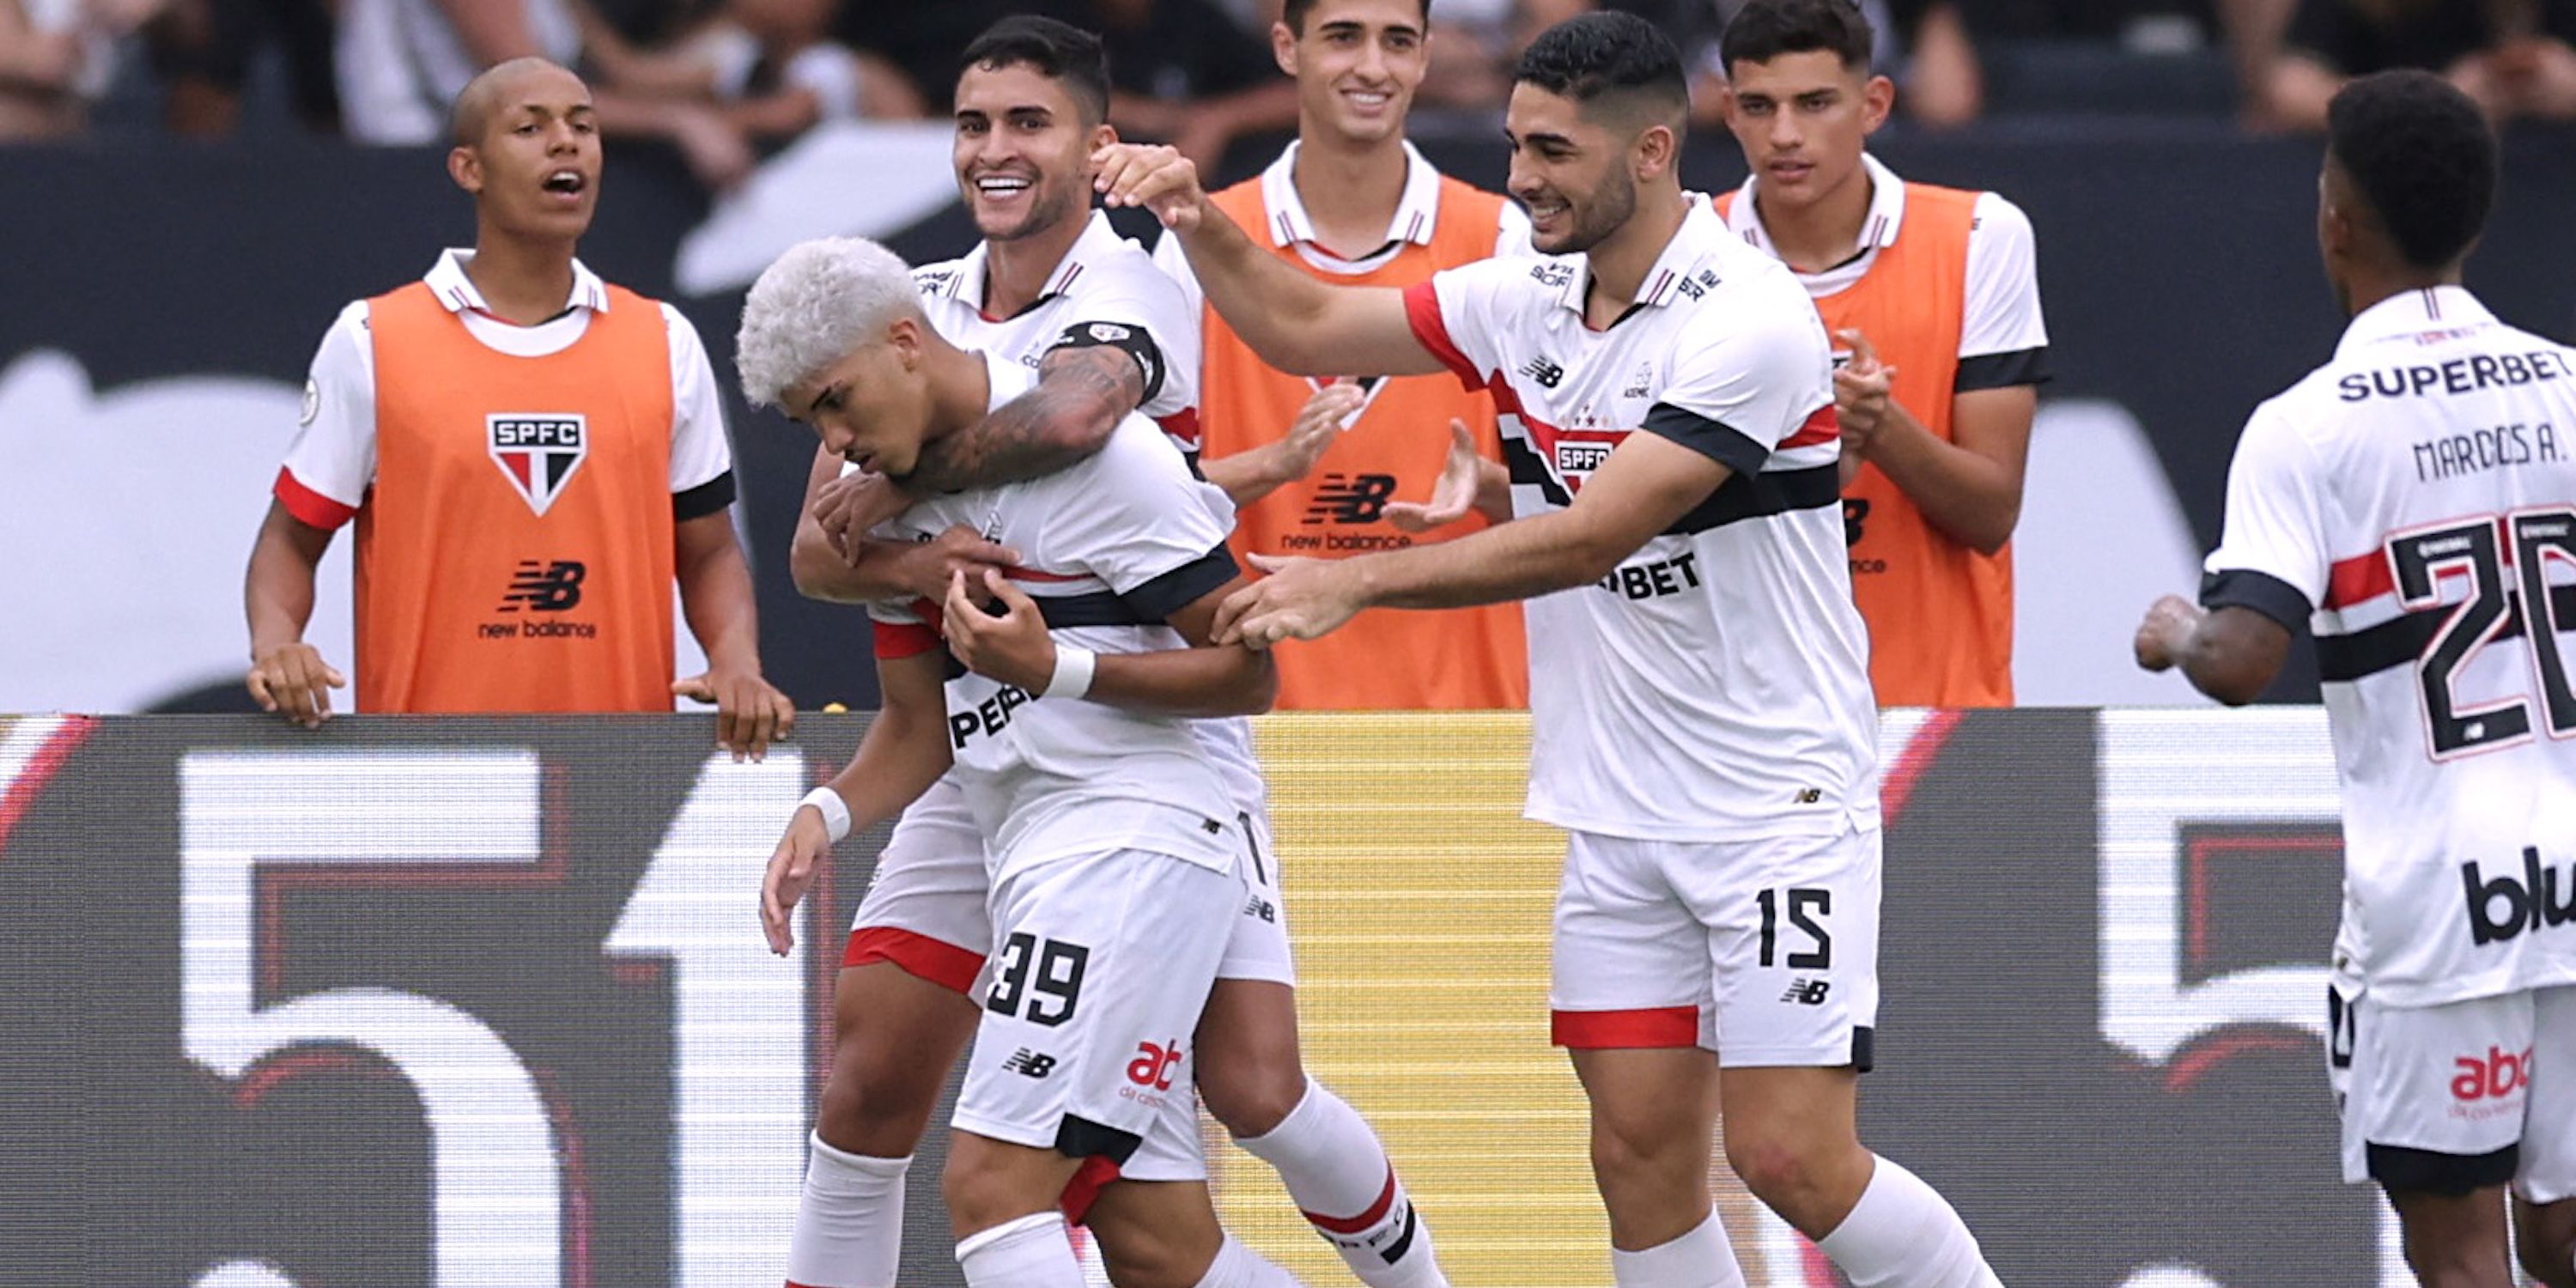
top-left (1045, 423), bottom-right (1239, 619)
top-left (665, 303), bottom-right (738, 511)
top-left (1643, 302), bottom-right (1836, 477)
top-left (1956, 192), bottom-right (2050, 390)
top-left (1150, 228), bottom-right (1206, 325)
top-left (1402, 258), bottom-right (1520, 392)
top-left (2200, 404), bottom-right (2330, 630)
top-left (1044, 265), bottom-right (1201, 427)
top-left (274, 301), bottom-right (378, 531)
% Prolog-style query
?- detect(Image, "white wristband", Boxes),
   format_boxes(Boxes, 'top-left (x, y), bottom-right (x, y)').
top-left (1043, 645), bottom-right (1097, 701)
top-left (799, 787), bottom-right (852, 843)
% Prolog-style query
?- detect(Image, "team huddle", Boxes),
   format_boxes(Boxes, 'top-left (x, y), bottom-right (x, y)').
top-left (240, 0), bottom-right (2576, 1284)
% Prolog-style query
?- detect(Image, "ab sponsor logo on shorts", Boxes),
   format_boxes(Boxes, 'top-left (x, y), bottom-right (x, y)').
top-left (2460, 846), bottom-right (2576, 947)
top-left (2450, 1044), bottom-right (2533, 1121)
top-left (1122, 1039), bottom-right (1183, 1108)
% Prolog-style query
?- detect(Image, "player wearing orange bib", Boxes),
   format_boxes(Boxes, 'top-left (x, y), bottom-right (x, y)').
top-left (242, 58), bottom-right (793, 756)
top-left (1715, 0), bottom-right (2049, 708)
top-left (1152, 0), bottom-right (1531, 711)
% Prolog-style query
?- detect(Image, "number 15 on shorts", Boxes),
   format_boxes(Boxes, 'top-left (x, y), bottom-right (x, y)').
top-left (1756, 887), bottom-right (1832, 969)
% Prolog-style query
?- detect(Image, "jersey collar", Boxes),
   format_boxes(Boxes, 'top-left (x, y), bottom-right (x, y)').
top-left (423, 248), bottom-right (611, 316)
top-left (2335, 285), bottom-right (2498, 360)
top-left (1722, 152), bottom-right (1906, 259)
top-left (1255, 139), bottom-right (1443, 250)
top-left (945, 210), bottom-right (1121, 317)
top-left (1553, 197), bottom-right (1726, 316)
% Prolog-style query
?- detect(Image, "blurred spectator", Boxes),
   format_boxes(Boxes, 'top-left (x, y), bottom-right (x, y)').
top-left (2262, 0), bottom-right (2576, 130)
top-left (1076, 0), bottom-right (1299, 169)
top-left (581, 0), bottom-right (922, 189)
top-left (333, 0), bottom-right (586, 141)
top-left (143, 0), bottom-right (337, 135)
top-left (0, 0), bottom-right (155, 137)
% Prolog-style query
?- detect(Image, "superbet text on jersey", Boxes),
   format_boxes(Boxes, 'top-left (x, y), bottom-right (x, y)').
top-left (2202, 286), bottom-right (2576, 1010)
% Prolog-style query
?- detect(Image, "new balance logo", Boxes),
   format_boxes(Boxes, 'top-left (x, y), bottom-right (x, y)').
top-left (498, 560), bottom-right (586, 612)
top-left (1782, 979), bottom-right (1831, 1005)
top-left (1002, 1048), bottom-right (1057, 1078)
top-left (1243, 896), bottom-right (1277, 924)
top-left (1303, 474), bottom-right (1399, 526)
top-left (1518, 356), bottom-right (1565, 389)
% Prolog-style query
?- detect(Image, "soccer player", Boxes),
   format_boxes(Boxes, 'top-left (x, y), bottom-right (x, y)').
top-left (2134, 70), bottom-right (2575, 1288)
top-left (243, 57), bottom-right (793, 757)
top-left (742, 234), bottom-right (1311, 1288)
top-left (775, 19), bottom-right (1449, 1288)
top-left (1101, 13), bottom-right (2005, 1288)
top-left (1714, 0), bottom-right (2048, 709)
top-left (1150, 0), bottom-right (1534, 710)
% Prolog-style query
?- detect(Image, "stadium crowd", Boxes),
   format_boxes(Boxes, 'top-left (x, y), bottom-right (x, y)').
top-left (8, 0), bottom-right (2576, 152)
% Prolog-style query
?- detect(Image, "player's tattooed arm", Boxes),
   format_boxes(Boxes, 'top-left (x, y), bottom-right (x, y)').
top-left (902, 343), bottom-right (1144, 492)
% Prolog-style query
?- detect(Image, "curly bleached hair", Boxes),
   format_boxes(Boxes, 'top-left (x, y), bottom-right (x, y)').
top-left (736, 236), bottom-right (922, 410)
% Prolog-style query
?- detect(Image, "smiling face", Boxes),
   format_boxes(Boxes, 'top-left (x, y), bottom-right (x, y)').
top-left (780, 321), bottom-right (936, 477)
top-left (951, 61), bottom-right (1110, 244)
top-left (1721, 49), bottom-right (1888, 213)
top-left (1275, 0), bottom-right (1428, 147)
top-left (449, 61), bottom-right (600, 242)
top-left (1504, 82), bottom-right (1643, 256)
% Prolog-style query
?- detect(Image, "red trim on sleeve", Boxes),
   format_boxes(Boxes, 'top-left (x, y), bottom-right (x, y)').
top-left (842, 927), bottom-right (985, 994)
top-left (2323, 550), bottom-right (2396, 610)
top-left (871, 620), bottom-right (941, 660)
top-left (1550, 1005), bottom-right (1700, 1049)
top-left (273, 466), bottom-right (357, 531)
top-left (1780, 403), bottom-right (1840, 450)
top-left (1153, 408), bottom-right (1202, 452)
top-left (1302, 1169), bottom-right (1399, 1233)
top-left (1401, 280), bottom-right (1483, 391)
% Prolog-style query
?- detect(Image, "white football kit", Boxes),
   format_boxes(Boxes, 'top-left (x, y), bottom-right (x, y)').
top-left (2202, 285), bottom-right (2576, 1197)
top-left (843, 214), bottom-right (1288, 995)
top-left (1403, 200), bottom-right (1886, 1067)
top-left (870, 353), bottom-right (1257, 1182)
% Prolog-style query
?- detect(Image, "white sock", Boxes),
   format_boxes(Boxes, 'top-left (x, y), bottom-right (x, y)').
top-left (1814, 1156), bottom-right (2002, 1288)
top-left (1235, 1082), bottom-right (1445, 1288)
top-left (957, 1212), bottom-right (1083, 1288)
top-left (1611, 1211), bottom-right (1747, 1288)
top-left (1192, 1234), bottom-right (1309, 1288)
top-left (784, 1134), bottom-right (908, 1288)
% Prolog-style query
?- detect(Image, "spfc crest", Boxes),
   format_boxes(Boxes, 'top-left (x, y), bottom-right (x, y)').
top-left (488, 414), bottom-right (588, 516)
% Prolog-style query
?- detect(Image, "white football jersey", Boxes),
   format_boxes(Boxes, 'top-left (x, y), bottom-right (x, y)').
top-left (2202, 285), bottom-right (2576, 1009)
top-left (872, 354), bottom-right (1247, 878)
top-left (1403, 199), bottom-right (1880, 841)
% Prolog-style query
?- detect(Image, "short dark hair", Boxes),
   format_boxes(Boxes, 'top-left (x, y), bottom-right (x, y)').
top-left (1514, 11), bottom-right (1687, 124)
top-left (958, 15), bottom-right (1111, 126)
top-left (1283, 0), bottom-right (1431, 34)
top-left (1721, 0), bottom-right (1874, 74)
top-left (2326, 69), bottom-right (2498, 271)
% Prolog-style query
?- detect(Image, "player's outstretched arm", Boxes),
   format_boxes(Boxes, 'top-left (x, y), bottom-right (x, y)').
top-left (1214, 433), bottom-right (1728, 648)
top-left (762, 648), bottom-right (951, 955)
top-left (902, 343), bottom-right (1147, 494)
top-left (2132, 597), bottom-right (2291, 707)
top-left (941, 567), bottom-right (1278, 719)
top-left (1094, 142), bottom-right (1447, 379)
top-left (244, 499), bottom-right (347, 728)
top-left (674, 510), bottom-right (796, 761)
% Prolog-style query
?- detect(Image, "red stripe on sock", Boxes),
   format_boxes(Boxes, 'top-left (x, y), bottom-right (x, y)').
top-left (1302, 1167), bottom-right (1398, 1235)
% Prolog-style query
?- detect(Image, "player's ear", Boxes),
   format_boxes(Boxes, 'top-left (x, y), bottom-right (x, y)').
top-left (1862, 73), bottom-right (1895, 133)
top-left (888, 316), bottom-right (922, 371)
top-left (1634, 119), bottom-right (1679, 182)
top-left (1272, 19), bottom-right (1297, 76)
top-left (447, 145), bottom-right (483, 195)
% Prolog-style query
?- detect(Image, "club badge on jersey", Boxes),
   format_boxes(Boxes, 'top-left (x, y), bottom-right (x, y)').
top-left (487, 413), bottom-right (590, 516)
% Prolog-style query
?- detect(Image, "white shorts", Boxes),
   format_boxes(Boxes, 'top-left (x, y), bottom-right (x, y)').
top-left (1550, 824), bottom-right (1882, 1070)
top-left (846, 780), bottom-right (1294, 994)
top-left (2330, 982), bottom-right (2576, 1200)
top-left (951, 845), bottom-right (1241, 1188)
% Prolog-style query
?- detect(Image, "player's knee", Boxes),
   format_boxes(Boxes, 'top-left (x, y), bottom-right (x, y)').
top-left (939, 1145), bottom-right (1038, 1236)
top-left (814, 1046), bottom-right (938, 1157)
top-left (1087, 1216), bottom-right (1207, 1288)
top-left (1200, 1054), bottom-right (1305, 1139)
top-left (1589, 1103), bottom-right (1698, 1182)
top-left (1722, 1132), bottom-right (1832, 1219)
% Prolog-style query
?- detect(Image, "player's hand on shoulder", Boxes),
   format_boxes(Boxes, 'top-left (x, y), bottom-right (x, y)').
top-left (2132, 593), bottom-right (2202, 672)
top-left (943, 566), bottom-right (1057, 693)
top-left (761, 805), bottom-right (832, 956)
top-left (894, 525), bottom-right (1018, 602)
top-left (673, 665), bottom-right (796, 762)
top-left (1212, 555), bottom-right (1363, 649)
top-left (811, 471), bottom-right (914, 565)
top-left (246, 641), bottom-right (347, 730)
top-left (1092, 142), bottom-right (1206, 232)
top-left (1385, 418), bottom-right (1484, 533)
